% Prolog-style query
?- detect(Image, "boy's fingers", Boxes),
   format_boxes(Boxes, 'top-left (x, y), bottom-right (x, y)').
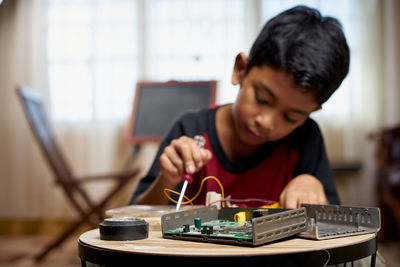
top-left (190, 142), bottom-right (203, 170)
top-left (286, 199), bottom-right (299, 209)
top-left (176, 142), bottom-right (196, 174)
top-left (159, 153), bottom-right (180, 178)
top-left (318, 194), bottom-right (328, 205)
top-left (163, 146), bottom-right (184, 174)
top-left (170, 138), bottom-right (193, 174)
top-left (279, 190), bottom-right (287, 208)
top-left (201, 148), bottom-right (212, 161)
top-left (279, 174), bottom-right (329, 209)
top-left (281, 191), bottom-right (327, 209)
top-left (282, 194), bottom-right (299, 209)
top-left (169, 136), bottom-right (210, 175)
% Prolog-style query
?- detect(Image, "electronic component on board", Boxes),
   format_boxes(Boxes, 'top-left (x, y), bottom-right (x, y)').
top-left (194, 217), bottom-right (202, 229)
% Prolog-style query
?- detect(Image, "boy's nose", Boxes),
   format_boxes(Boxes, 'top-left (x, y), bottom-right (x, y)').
top-left (255, 112), bottom-right (277, 131)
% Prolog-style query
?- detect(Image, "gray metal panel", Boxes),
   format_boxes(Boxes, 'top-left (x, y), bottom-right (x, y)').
top-left (252, 207), bottom-right (307, 246)
top-left (299, 204), bottom-right (381, 240)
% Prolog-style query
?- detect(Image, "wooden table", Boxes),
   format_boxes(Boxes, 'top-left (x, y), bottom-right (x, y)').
top-left (78, 205), bottom-right (378, 267)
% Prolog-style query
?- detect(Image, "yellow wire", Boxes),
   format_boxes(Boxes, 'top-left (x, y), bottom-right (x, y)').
top-left (163, 176), bottom-right (225, 207)
top-left (163, 188), bottom-right (194, 207)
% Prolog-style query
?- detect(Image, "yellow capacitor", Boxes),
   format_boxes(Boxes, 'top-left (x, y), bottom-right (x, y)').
top-left (260, 202), bottom-right (281, 209)
top-left (234, 211), bottom-right (249, 222)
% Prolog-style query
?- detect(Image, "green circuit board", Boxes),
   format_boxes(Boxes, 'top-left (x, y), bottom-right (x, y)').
top-left (163, 219), bottom-right (253, 240)
top-left (161, 206), bottom-right (310, 246)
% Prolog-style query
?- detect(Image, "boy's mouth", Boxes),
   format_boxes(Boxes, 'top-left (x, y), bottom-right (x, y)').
top-left (246, 127), bottom-right (264, 140)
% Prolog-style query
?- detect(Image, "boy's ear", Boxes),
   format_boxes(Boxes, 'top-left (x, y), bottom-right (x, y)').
top-left (232, 52), bottom-right (248, 85)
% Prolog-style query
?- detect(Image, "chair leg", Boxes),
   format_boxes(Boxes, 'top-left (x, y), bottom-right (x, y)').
top-left (370, 253), bottom-right (376, 267)
top-left (34, 215), bottom-right (93, 262)
top-left (35, 175), bottom-right (135, 261)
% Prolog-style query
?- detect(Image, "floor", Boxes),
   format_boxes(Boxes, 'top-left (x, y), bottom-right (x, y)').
top-left (379, 242), bottom-right (400, 267)
top-left (0, 234), bottom-right (81, 267)
top-left (0, 234), bottom-right (399, 267)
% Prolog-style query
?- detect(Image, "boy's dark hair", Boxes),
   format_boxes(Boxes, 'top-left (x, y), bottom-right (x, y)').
top-left (246, 5), bottom-right (350, 104)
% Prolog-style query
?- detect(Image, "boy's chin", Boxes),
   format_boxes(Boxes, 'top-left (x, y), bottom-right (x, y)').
top-left (241, 132), bottom-right (284, 145)
top-left (241, 133), bottom-right (272, 146)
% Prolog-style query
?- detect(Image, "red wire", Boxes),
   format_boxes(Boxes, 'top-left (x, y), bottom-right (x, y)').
top-left (208, 198), bottom-right (276, 207)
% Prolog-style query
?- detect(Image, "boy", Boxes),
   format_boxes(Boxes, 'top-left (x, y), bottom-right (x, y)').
top-left (130, 6), bottom-right (349, 209)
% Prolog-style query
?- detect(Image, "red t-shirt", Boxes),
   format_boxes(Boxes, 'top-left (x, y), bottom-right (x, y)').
top-left (131, 106), bottom-right (340, 206)
top-left (187, 133), bottom-right (299, 206)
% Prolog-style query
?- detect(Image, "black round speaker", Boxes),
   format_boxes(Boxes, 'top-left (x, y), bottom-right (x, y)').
top-left (99, 217), bottom-right (149, 241)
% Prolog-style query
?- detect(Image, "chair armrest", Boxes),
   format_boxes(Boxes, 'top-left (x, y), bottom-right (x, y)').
top-left (67, 169), bottom-right (139, 185)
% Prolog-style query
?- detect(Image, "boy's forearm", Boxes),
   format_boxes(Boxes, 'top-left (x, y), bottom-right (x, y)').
top-left (133, 174), bottom-right (175, 205)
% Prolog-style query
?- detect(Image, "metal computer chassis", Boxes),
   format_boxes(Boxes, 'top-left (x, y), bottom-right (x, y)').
top-left (161, 206), bottom-right (307, 246)
top-left (299, 204), bottom-right (381, 240)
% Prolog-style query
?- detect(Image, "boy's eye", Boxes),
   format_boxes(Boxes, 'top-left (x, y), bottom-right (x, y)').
top-left (254, 89), bottom-right (269, 104)
top-left (283, 114), bottom-right (297, 124)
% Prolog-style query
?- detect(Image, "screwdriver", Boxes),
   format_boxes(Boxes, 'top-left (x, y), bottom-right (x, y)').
top-left (175, 135), bottom-right (206, 211)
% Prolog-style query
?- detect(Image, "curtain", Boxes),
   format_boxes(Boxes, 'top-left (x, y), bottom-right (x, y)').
top-left (0, 0), bottom-right (149, 219)
top-left (0, 0), bottom-right (61, 218)
top-left (0, 0), bottom-right (399, 219)
top-left (381, 0), bottom-right (400, 125)
top-left (321, 0), bottom-right (400, 206)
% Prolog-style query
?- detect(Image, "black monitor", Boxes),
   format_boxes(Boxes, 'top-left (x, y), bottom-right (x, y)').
top-left (124, 81), bottom-right (217, 144)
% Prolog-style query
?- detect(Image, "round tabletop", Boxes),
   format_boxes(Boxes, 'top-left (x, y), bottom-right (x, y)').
top-left (78, 228), bottom-right (377, 267)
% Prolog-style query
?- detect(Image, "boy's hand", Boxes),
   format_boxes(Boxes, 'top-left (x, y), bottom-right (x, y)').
top-left (159, 136), bottom-right (212, 188)
top-left (279, 174), bottom-right (328, 209)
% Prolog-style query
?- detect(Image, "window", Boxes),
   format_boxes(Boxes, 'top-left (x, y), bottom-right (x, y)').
top-left (47, 0), bottom-right (138, 122)
top-left (47, 0), bottom-right (364, 124)
top-left (146, 0), bottom-right (247, 103)
top-left (46, 0), bottom-right (247, 122)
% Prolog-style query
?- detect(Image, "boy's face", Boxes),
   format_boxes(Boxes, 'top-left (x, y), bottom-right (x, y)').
top-left (232, 54), bottom-right (320, 145)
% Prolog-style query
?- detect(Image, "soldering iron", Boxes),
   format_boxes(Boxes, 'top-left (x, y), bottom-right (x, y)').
top-left (175, 135), bottom-right (206, 211)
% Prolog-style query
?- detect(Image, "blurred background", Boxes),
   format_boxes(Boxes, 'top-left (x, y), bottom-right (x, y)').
top-left (0, 0), bottom-right (399, 266)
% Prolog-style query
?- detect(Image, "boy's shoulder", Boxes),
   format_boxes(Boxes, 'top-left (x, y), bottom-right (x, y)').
top-left (289, 117), bottom-right (322, 144)
top-left (170, 106), bottom-right (217, 136)
top-left (179, 106), bottom-right (215, 120)
top-left (299, 117), bottom-right (320, 131)
top-left (178, 106), bottom-right (216, 126)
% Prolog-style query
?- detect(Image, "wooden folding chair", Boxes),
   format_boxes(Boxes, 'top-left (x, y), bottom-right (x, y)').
top-left (369, 125), bottom-right (400, 241)
top-left (16, 87), bottom-right (139, 261)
